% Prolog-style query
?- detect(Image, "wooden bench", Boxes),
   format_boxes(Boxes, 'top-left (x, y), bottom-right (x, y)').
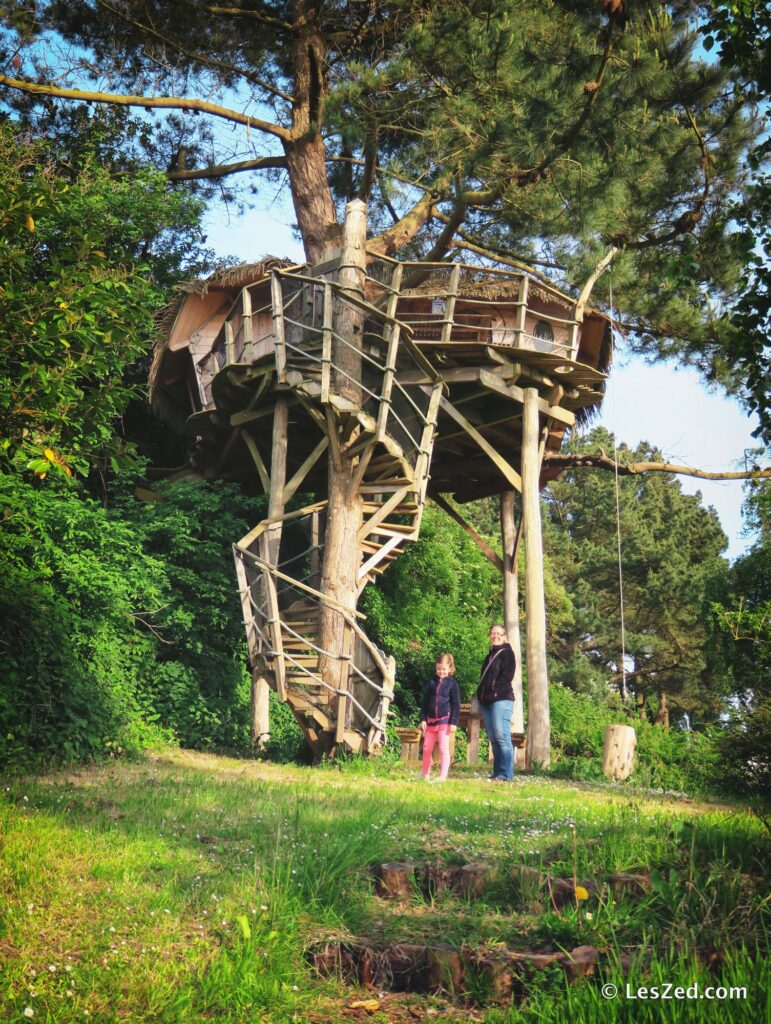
top-left (395, 718), bottom-right (526, 766)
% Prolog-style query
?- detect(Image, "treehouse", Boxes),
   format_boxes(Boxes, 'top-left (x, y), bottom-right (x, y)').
top-left (150, 231), bottom-right (611, 760)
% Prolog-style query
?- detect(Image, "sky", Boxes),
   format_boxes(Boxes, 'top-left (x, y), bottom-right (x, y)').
top-left (201, 203), bottom-right (761, 561)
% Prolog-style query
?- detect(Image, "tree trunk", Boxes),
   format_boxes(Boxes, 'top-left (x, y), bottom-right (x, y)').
top-left (653, 689), bottom-right (670, 729)
top-left (284, 134), bottom-right (341, 264)
top-left (250, 660), bottom-right (271, 749)
top-left (500, 490), bottom-right (524, 734)
top-left (317, 201), bottom-right (367, 746)
top-left (522, 389), bottom-right (550, 768)
top-left (284, 2), bottom-right (341, 264)
top-left (636, 687), bottom-right (647, 719)
top-left (602, 724), bottom-right (637, 781)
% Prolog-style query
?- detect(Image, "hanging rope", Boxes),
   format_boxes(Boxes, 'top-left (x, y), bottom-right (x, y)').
top-left (608, 271), bottom-right (628, 700)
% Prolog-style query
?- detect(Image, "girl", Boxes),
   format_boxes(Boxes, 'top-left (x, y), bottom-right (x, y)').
top-left (419, 653), bottom-right (461, 782)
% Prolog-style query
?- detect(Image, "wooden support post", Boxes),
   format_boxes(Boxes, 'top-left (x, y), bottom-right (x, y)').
top-left (500, 490), bottom-right (524, 735)
top-left (252, 396), bottom-right (290, 736)
top-left (522, 387), bottom-right (550, 768)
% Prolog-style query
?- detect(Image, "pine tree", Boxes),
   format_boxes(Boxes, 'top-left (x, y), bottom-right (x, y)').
top-left (544, 427), bottom-right (729, 726)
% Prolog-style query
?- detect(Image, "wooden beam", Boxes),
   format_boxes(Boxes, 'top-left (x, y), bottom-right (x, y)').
top-left (439, 396), bottom-right (522, 492)
top-left (357, 533), bottom-right (404, 581)
top-left (431, 492), bottom-right (503, 572)
top-left (283, 436), bottom-right (329, 503)
top-left (358, 486), bottom-right (412, 541)
top-left (241, 430), bottom-right (271, 492)
top-left (478, 370), bottom-right (575, 427)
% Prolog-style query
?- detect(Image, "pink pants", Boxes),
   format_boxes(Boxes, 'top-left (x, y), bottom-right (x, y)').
top-left (422, 724), bottom-right (451, 780)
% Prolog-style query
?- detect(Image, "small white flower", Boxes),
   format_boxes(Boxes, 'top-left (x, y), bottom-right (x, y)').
top-left (585, 912), bottom-right (593, 920)
top-left (23, 1009), bottom-right (34, 1019)
top-left (48, 965), bottom-right (56, 973)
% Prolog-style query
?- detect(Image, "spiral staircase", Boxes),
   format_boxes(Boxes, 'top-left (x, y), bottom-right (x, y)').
top-left (208, 265), bottom-right (444, 757)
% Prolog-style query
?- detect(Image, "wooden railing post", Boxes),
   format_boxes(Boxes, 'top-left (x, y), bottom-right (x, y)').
top-left (440, 263), bottom-right (461, 345)
top-left (224, 320), bottom-right (235, 365)
top-left (271, 271), bottom-right (287, 383)
top-left (321, 281), bottom-right (332, 403)
top-left (375, 263), bottom-right (403, 443)
top-left (514, 275), bottom-right (529, 349)
top-left (242, 286), bottom-right (254, 363)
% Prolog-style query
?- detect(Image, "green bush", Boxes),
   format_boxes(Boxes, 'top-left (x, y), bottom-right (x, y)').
top-left (0, 474), bottom-right (171, 767)
top-left (0, 474), bottom-right (269, 768)
top-left (547, 682), bottom-right (723, 794)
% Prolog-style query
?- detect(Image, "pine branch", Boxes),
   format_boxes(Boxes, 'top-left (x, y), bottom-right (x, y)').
top-left (0, 73), bottom-right (291, 140)
top-left (189, 1), bottom-right (292, 31)
top-left (167, 155), bottom-right (287, 180)
top-left (94, 0), bottom-right (295, 102)
top-left (446, 233), bottom-right (563, 288)
top-left (367, 190), bottom-right (441, 256)
top-left (544, 452), bottom-right (771, 481)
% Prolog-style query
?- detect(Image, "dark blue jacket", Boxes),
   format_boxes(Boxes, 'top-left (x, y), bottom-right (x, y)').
top-left (420, 675), bottom-right (461, 727)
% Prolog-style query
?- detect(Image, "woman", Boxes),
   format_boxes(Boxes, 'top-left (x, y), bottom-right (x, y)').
top-left (476, 624), bottom-right (516, 782)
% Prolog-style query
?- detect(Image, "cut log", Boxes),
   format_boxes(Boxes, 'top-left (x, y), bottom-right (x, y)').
top-left (453, 862), bottom-right (492, 899)
top-left (374, 862), bottom-right (416, 899)
top-left (602, 723), bottom-right (637, 781)
top-left (560, 945), bottom-right (600, 981)
top-left (608, 872), bottom-right (651, 898)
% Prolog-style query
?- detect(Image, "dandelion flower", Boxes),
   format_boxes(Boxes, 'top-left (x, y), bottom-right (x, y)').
top-left (574, 885), bottom-right (590, 901)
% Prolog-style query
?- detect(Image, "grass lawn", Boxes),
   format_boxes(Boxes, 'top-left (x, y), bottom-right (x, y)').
top-left (1, 750), bottom-right (768, 1023)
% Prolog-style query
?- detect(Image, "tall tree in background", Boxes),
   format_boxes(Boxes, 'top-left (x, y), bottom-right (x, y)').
top-left (543, 428), bottom-right (729, 726)
top-left (0, 0), bottom-right (761, 412)
top-left (710, 479), bottom-right (771, 790)
top-left (702, 1), bottom-right (770, 442)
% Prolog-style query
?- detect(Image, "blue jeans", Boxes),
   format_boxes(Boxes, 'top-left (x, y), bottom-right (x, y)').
top-left (480, 700), bottom-right (514, 780)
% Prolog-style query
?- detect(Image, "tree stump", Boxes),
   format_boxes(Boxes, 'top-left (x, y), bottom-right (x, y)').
top-left (608, 872), bottom-right (651, 898)
top-left (394, 727), bottom-right (422, 763)
top-left (425, 944), bottom-right (464, 995)
top-left (453, 862), bottom-right (492, 899)
top-left (560, 945), bottom-right (600, 981)
top-left (374, 862), bottom-right (416, 899)
top-left (602, 723), bottom-right (636, 780)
